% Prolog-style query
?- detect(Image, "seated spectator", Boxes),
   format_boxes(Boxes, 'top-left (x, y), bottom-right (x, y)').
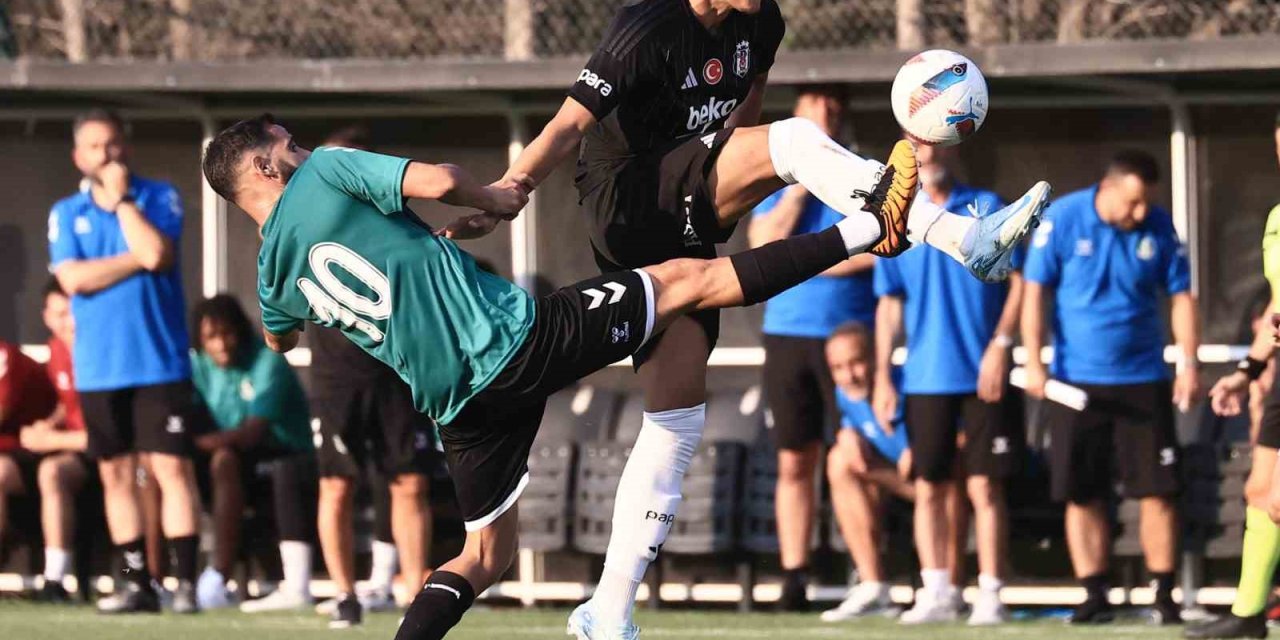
top-left (0, 340), bottom-right (59, 580)
top-left (18, 278), bottom-right (90, 602)
top-left (822, 322), bottom-right (913, 621)
top-left (187, 295), bottom-right (317, 610)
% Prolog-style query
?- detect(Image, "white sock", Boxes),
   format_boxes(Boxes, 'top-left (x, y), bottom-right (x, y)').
top-left (279, 541), bottom-right (312, 597)
top-left (595, 404), bottom-right (705, 627)
top-left (369, 539), bottom-right (399, 593)
top-left (835, 217), bottom-right (884, 255)
top-left (768, 117), bottom-right (885, 247)
top-left (907, 196), bottom-right (974, 263)
top-left (44, 547), bottom-right (70, 582)
top-left (978, 573), bottom-right (1003, 595)
top-left (921, 568), bottom-right (951, 598)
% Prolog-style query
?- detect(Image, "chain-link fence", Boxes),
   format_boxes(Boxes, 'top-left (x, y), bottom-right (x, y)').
top-left (5, 0), bottom-right (1280, 62)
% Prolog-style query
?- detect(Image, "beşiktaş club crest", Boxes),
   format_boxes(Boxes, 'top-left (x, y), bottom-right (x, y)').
top-left (733, 40), bottom-right (750, 78)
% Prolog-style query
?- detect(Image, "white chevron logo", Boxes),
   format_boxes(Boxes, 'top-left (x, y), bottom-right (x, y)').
top-left (584, 282), bottom-right (627, 309)
top-left (681, 67), bottom-right (698, 90)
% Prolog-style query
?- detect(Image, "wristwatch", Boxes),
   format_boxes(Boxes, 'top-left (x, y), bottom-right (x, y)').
top-left (111, 194), bottom-right (137, 212)
top-left (992, 333), bottom-right (1014, 349)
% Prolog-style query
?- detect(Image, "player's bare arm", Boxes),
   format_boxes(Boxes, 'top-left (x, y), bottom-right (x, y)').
top-left (54, 252), bottom-right (144, 295)
top-left (498, 97), bottom-right (597, 191)
top-left (977, 272), bottom-right (1023, 403)
top-left (872, 295), bottom-right (903, 430)
top-left (1212, 301), bottom-right (1275, 416)
top-left (95, 160), bottom-right (174, 271)
top-left (1020, 280), bottom-right (1050, 398)
top-left (402, 162), bottom-right (528, 216)
top-left (263, 326), bottom-right (300, 354)
top-left (1170, 291), bottom-right (1202, 410)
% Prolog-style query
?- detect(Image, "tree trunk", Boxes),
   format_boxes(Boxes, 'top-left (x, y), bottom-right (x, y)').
top-left (1057, 0), bottom-right (1090, 43)
top-left (58, 0), bottom-right (86, 62)
top-left (965, 0), bottom-right (1002, 46)
top-left (897, 0), bottom-right (925, 50)
top-left (169, 0), bottom-right (192, 61)
top-left (504, 0), bottom-right (533, 61)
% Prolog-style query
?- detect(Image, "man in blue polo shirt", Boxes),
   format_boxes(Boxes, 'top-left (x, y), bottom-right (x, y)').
top-left (873, 143), bottom-right (1024, 626)
top-left (748, 86), bottom-right (877, 611)
top-left (1022, 150), bottom-right (1200, 626)
top-left (48, 109), bottom-right (210, 614)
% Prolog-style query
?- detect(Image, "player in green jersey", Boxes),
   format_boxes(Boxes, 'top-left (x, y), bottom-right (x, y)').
top-left (202, 113), bottom-right (1049, 640)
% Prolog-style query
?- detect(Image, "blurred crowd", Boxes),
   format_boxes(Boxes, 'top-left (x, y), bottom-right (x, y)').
top-left (0, 98), bottom-right (1275, 633)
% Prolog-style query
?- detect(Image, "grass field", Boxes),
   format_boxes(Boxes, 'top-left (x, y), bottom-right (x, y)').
top-left (0, 601), bottom-right (1192, 639)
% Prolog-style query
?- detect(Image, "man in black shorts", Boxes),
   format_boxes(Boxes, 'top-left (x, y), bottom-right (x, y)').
top-left (497, 0), bottom-right (1051, 631)
top-left (200, 112), bottom-right (1043, 639)
top-left (1023, 152), bottom-right (1199, 625)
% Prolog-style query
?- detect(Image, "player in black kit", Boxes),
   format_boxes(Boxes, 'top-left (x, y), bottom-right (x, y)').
top-left (485, 1), bottom-right (1053, 637)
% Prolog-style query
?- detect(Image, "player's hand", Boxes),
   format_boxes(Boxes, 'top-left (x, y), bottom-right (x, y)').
top-left (1023, 363), bottom-right (1048, 400)
top-left (18, 426), bottom-right (51, 452)
top-left (898, 448), bottom-right (913, 480)
top-left (1173, 368), bottom-right (1201, 413)
top-left (437, 213), bottom-right (503, 240)
top-left (94, 160), bottom-right (130, 207)
top-left (1210, 371), bottom-right (1250, 416)
top-left (872, 375), bottom-right (898, 432)
top-left (977, 343), bottom-right (1009, 403)
top-left (483, 185), bottom-right (529, 218)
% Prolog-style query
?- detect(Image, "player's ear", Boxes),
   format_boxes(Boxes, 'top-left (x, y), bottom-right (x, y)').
top-left (252, 153), bottom-right (278, 181)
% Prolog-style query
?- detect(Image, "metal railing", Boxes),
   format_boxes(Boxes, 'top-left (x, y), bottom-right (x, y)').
top-left (5, 0), bottom-right (1279, 63)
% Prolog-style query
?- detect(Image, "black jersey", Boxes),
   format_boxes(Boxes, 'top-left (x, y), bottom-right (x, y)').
top-left (569, 0), bottom-right (784, 193)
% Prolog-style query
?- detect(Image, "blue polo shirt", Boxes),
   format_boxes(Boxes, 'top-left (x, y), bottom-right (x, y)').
top-left (1023, 185), bottom-right (1190, 385)
top-left (873, 184), bottom-right (1013, 395)
top-left (752, 189), bottom-right (876, 337)
top-left (47, 176), bottom-right (190, 392)
top-left (836, 386), bottom-right (908, 464)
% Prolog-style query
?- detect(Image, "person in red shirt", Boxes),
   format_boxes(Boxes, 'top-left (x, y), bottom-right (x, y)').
top-left (18, 278), bottom-right (90, 602)
top-left (0, 337), bottom-right (58, 579)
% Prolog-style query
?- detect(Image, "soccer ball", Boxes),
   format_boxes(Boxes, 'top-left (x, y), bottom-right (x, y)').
top-left (890, 49), bottom-right (989, 147)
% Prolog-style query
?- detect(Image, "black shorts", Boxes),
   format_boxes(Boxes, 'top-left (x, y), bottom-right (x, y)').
top-left (580, 128), bottom-right (736, 367)
top-left (763, 335), bottom-right (837, 450)
top-left (1046, 381), bottom-right (1180, 502)
top-left (80, 381), bottom-right (215, 460)
top-left (1259, 377), bottom-right (1280, 450)
top-left (310, 374), bottom-right (436, 479)
top-left (904, 393), bottom-right (1024, 483)
top-left (440, 270), bottom-right (654, 531)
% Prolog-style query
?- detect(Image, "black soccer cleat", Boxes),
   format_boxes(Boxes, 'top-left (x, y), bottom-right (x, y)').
top-left (329, 592), bottom-right (363, 629)
top-left (777, 576), bottom-right (810, 613)
top-left (37, 580), bottom-right (72, 604)
top-left (1184, 613), bottom-right (1267, 639)
top-left (1151, 596), bottom-right (1184, 626)
top-left (97, 580), bottom-right (161, 614)
top-left (1068, 597), bottom-right (1115, 625)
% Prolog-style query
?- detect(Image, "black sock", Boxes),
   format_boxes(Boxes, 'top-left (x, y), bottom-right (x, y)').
top-left (1151, 571), bottom-right (1175, 602)
top-left (1081, 572), bottom-right (1109, 602)
top-left (730, 227), bottom-right (849, 306)
top-left (783, 566), bottom-right (810, 591)
top-left (168, 535), bottom-right (200, 583)
top-left (395, 571), bottom-right (477, 640)
top-left (117, 538), bottom-right (152, 586)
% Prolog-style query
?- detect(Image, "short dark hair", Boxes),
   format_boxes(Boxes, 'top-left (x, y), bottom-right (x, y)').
top-left (828, 321), bottom-right (871, 351)
top-left (190, 294), bottom-right (256, 359)
top-left (44, 276), bottom-right (65, 299)
top-left (1106, 149), bottom-right (1160, 185)
top-left (73, 108), bottom-right (127, 140)
top-left (324, 124), bottom-right (372, 151)
top-left (202, 113), bottom-right (277, 201)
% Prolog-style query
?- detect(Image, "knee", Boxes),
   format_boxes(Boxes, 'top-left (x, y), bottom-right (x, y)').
top-left (966, 476), bottom-right (1001, 509)
top-left (98, 457), bottom-right (134, 490)
top-left (1246, 472), bottom-right (1271, 510)
top-left (37, 459), bottom-right (68, 496)
top-left (777, 451), bottom-right (815, 484)
top-left (320, 477), bottom-right (354, 506)
top-left (148, 454), bottom-right (193, 486)
top-left (389, 474), bottom-right (429, 500)
top-left (209, 448), bottom-right (240, 480)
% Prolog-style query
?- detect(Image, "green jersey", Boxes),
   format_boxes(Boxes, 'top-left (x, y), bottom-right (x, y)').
top-left (1265, 204), bottom-right (1280, 303)
top-left (190, 340), bottom-right (312, 452)
top-left (257, 147), bottom-right (535, 424)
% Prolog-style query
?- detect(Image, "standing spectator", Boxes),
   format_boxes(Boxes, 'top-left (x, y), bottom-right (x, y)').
top-left (187, 295), bottom-right (317, 611)
top-left (821, 322), bottom-right (914, 621)
top-left (1023, 150), bottom-right (1199, 625)
top-left (18, 278), bottom-right (91, 602)
top-left (1186, 117), bottom-right (1280, 640)
top-left (747, 85), bottom-right (876, 610)
top-left (873, 143), bottom-right (1024, 625)
top-left (0, 341), bottom-right (59, 578)
top-left (305, 125), bottom-right (436, 628)
top-left (48, 109), bottom-right (210, 613)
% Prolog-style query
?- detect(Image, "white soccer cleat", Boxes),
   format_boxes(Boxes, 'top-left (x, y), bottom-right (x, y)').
top-left (898, 587), bottom-right (961, 625)
top-left (240, 587), bottom-right (312, 613)
top-left (359, 587), bottom-right (398, 612)
top-left (967, 590), bottom-right (1010, 626)
top-left (195, 568), bottom-right (234, 610)
top-left (960, 180), bottom-right (1052, 282)
top-left (820, 582), bottom-right (899, 622)
top-left (566, 602), bottom-right (640, 640)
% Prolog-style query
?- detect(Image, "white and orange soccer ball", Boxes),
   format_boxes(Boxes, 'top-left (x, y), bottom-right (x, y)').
top-left (890, 49), bottom-right (989, 147)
